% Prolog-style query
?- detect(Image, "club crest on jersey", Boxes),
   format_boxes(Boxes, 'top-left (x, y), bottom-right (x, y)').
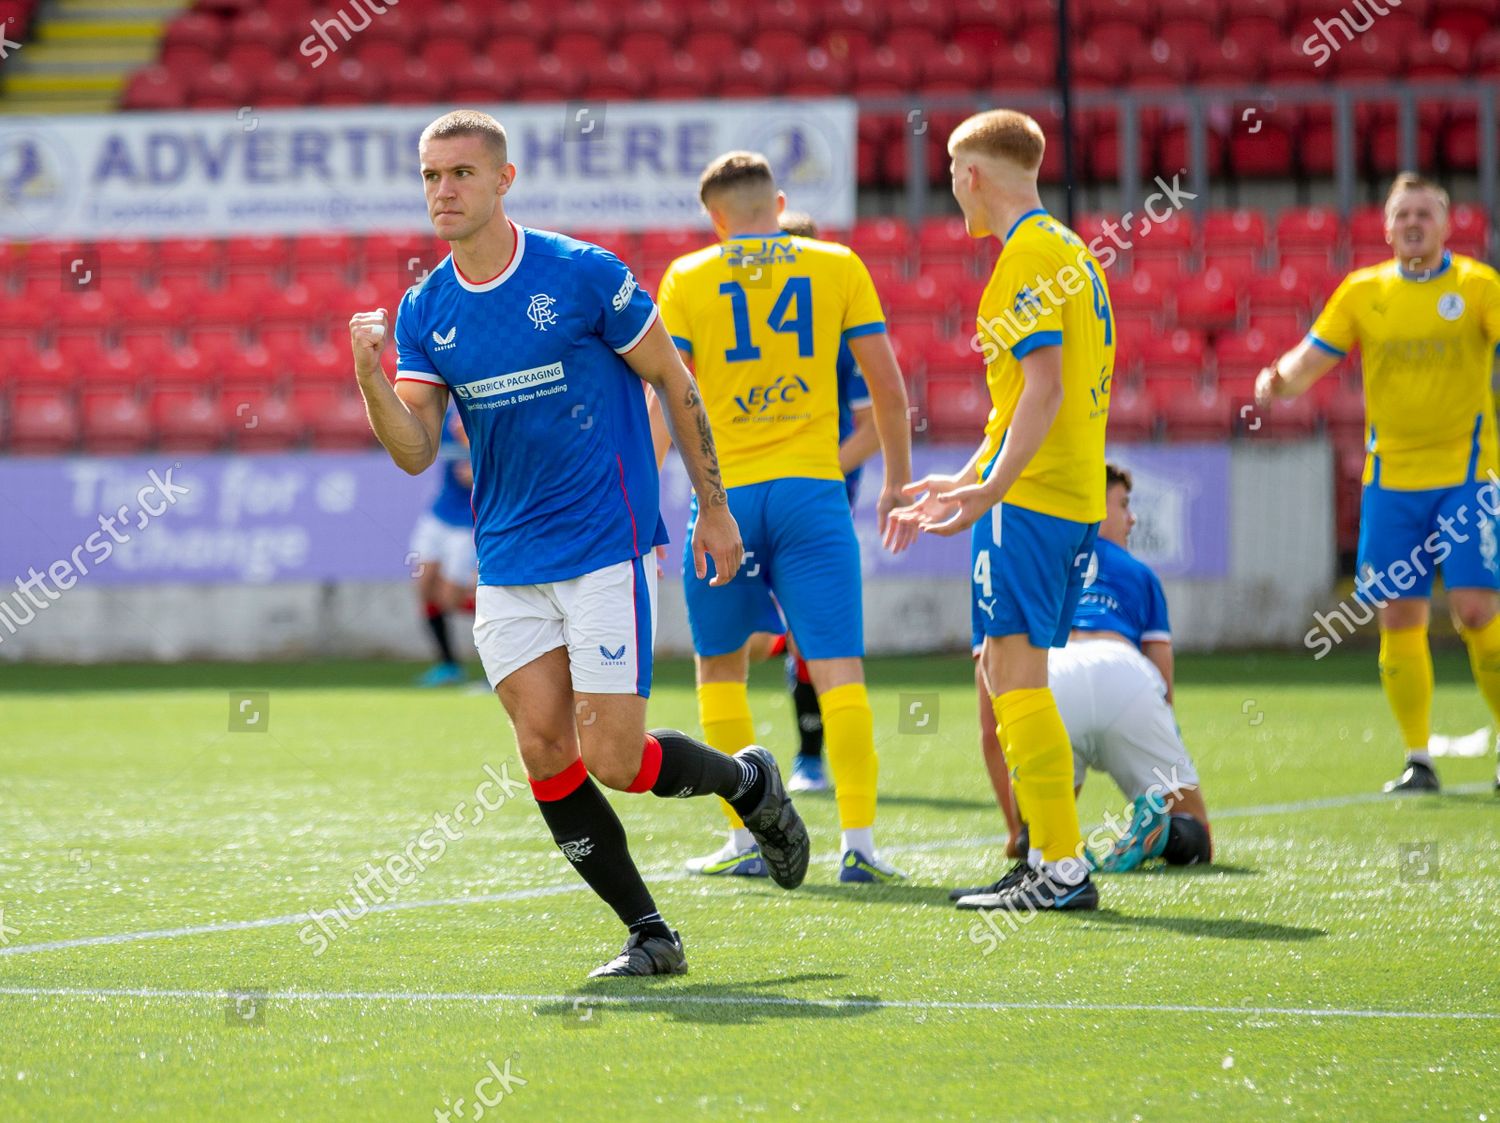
top-left (560, 838), bottom-right (594, 863)
top-left (599, 644), bottom-right (626, 666)
top-left (432, 326), bottom-right (458, 350)
top-left (1082, 550), bottom-right (1099, 587)
top-left (1438, 293), bottom-right (1465, 321)
top-left (611, 271), bottom-right (638, 313)
top-left (527, 293), bottom-right (559, 331)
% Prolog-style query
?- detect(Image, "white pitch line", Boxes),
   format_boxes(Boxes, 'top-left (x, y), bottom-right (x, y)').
top-left (0, 985), bottom-right (1493, 1023)
top-left (0, 784), bottom-right (1489, 960)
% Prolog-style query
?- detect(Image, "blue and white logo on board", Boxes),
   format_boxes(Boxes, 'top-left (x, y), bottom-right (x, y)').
top-left (0, 131), bottom-right (73, 235)
top-left (744, 102), bottom-right (854, 223)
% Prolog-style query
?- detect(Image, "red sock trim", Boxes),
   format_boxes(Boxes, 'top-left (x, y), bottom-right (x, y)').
top-left (627, 734), bottom-right (663, 793)
top-left (768, 634), bottom-right (788, 657)
top-left (530, 758), bottom-right (588, 801)
top-left (423, 601), bottom-right (443, 619)
top-left (461, 594), bottom-right (476, 614)
top-left (794, 656), bottom-right (812, 684)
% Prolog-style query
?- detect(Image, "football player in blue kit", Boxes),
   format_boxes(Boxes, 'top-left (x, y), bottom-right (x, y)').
top-left (349, 110), bottom-right (810, 979)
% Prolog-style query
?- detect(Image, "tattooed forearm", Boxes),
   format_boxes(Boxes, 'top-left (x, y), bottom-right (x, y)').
top-left (674, 380), bottom-right (728, 507)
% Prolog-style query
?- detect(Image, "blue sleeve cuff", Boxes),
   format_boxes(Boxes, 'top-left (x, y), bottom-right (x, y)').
top-left (841, 321), bottom-right (886, 341)
top-left (670, 334), bottom-right (693, 354)
top-left (1010, 330), bottom-right (1063, 359)
top-left (1307, 335), bottom-right (1346, 358)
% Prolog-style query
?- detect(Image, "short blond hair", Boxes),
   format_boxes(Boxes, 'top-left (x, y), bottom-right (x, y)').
top-left (420, 109), bottom-right (507, 166)
top-left (1385, 171), bottom-right (1449, 216)
top-left (948, 110), bottom-right (1046, 171)
top-left (778, 210), bottom-right (818, 238)
top-left (699, 151), bottom-right (775, 206)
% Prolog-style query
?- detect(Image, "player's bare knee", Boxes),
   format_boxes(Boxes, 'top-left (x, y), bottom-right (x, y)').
top-left (578, 749), bottom-right (638, 792)
top-left (1450, 595), bottom-right (1497, 634)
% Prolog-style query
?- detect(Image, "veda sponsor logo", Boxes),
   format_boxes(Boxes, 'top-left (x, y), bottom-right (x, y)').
top-left (452, 362), bottom-right (566, 401)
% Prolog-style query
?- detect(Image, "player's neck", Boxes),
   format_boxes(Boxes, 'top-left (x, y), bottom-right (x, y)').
top-left (724, 213), bottom-right (783, 239)
top-left (988, 192), bottom-right (1046, 244)
top-left (450, 215), bottom-right (518, 284)
top-left (1395, 247), bottom-right (1448, 278)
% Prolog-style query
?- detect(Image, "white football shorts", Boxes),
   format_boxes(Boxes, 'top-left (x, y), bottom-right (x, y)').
top-left (1048, 639), bottom-right (1200, 800)
top-left (473, 555), bottom-right (658, 695)
top-left (409, 514), bottom-right (477, 582)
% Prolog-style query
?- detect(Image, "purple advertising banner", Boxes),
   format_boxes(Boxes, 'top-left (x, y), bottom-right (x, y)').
top-left (657, 441), bottom-right (1230, 582)
top-left (0, 452), bottom-right (432, 586)
top-left (0, 443), bottom-right (1227, 588)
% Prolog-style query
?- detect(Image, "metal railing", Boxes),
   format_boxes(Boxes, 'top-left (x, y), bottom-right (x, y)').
top-left (862, 81), bottom-right (1497, 256)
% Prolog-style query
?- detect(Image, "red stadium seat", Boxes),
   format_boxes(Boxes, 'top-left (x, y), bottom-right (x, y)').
top-left (1200, 252), bottom-right (1261, 290)
top-left (918, 215), bottom-right (978, 267)
top-left (1449, 204), bottom-right (1490, 258)
top-left (1275, 206), bottom-right (1343, 254)
top-left (81, 390), bottom-right (152, 453)
top-left (151, 389), bottom-right (229, 451)
top-left (8, 390), bottom-right (80, 454)
top-left (717, 50), bottom-right (782, 97)
top-left (1072, 38), bottom-right (1129, 88)
top-left (1110, 269), bottom-right (1173, 334)
top-left (1406, 30), bottom-right (1473, 78)
top-left (229, 388), bottom-right (305, 451)
top-left (297, 386), bottom-right (377, 448)
top-left (1329, 31), bottom-right (1403, 80)
top-left (1132, 210), bottom-right (1196, 262)
top-left (1130, 255), bottom-right (1186, 291)
top-left (1202, 207), bottom-right (1268, 255)
top-left (887, 0), bottom-right (956, 33)
top-left (1175, 268), bottom-right (1239, 334)
top-left (920, 42), bottom-right (989, 90)
top-left (1214, 327), bottom-right (1278, 382)
top-left (1158, 384), bottom-right (1232, 440)
top-left (921, 371), bottom-right (989, 441)
top-left (1105, 383), bottom-right (1158, 443)
top-left (1242, 269), bottom-right (1326, 322)
top-left (1431, 0), bottom-right (1496, 41)
top-left (780, 47), bottom-right (851, 96)
top-left (884, 275), bottom-right (955, 326)
top-left (1322, 378), bottom-right (1367, 442)
top-left (1245, 309), bottom-right (1308, 347)
top-left (1138, 328), bottom-right (1209, 384)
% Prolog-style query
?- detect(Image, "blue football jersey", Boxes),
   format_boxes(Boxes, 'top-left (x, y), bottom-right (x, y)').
top-left (394, 223), bottom-right (668, 585)
top-left (429, 404), bottom-right (474, 528)
top-left (1071, 537), bottom-right (1171, 649)
top-left (835, 342), bottom-right (871, 490)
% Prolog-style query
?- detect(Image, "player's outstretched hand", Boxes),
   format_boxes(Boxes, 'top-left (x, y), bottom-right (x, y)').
top-left (349, 308), bottom-right (388, 377)
top-left (1253, 364), bottom-right (1280, 408)
top-left (693, 501), bottom-right (744, 588)
top-left (890, 473), bottom-right (992, 538)
top-left (878, 484), bottom-right (919, 554)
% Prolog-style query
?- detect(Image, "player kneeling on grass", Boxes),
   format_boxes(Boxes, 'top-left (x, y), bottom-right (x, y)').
top-left (950, 464), bottom-right (1212, 905)
top-left (350, 110), bottom-right (809, 979)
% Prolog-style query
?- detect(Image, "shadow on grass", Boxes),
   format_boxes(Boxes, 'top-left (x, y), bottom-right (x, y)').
top-left (535, 972), bottom-right (879, 1025)
top-left (793, 881), bottom-right (959, 907)
top-left (1077, 909), bottom-right (1326, 942)
top-left (1132, 863), bottom-right (1261, 877)
top-left (870, 792), bottom-right (1003, 814)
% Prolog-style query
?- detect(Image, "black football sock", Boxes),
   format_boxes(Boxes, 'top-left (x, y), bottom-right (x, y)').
top-left (644, 729), bottom-right (766, 817)
top-left (423, 603), bottom-right (456, 664)
top-left (1162, 814), bottom-right (1213, 866)
top-left (792, 680), bottom-right (824, 758)
top-left (531, 760), bottom-right (670, 939)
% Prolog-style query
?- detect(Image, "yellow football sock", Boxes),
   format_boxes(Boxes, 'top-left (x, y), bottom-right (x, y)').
top-left (997, 687), bottom-right (1081, 864)
top-left (1462, 614), bottom-right (1500, 728)
top-left (820, 682), bottom-right (877, 830)
top-left (991, 694), bottom-right (1030, 832)
top-left (698, 681), bottom-right (756, 829)
top-left (1378, 625), bottom-right (1432, 750)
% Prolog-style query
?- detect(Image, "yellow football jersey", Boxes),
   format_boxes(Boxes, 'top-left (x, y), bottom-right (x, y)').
top-left (974, 209), bottom-right (1114, 523)
top-left (657, 233), bottom-right (886, 489)
top-left (1309, 252), bottom-right (1500, 490)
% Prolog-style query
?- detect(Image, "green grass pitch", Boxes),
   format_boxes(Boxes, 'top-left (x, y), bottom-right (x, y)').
top-left (2, 650), bottom-right (1497, 1121)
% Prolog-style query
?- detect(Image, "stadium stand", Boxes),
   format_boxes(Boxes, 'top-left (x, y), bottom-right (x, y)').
top-left (3, 0), bottom-right (1498, 562)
